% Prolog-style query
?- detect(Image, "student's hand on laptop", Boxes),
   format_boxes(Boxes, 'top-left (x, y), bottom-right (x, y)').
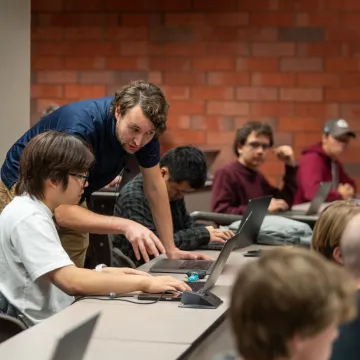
top-left (338, 183), bottom-right (354, 200)
top-left (141, 275), bottom-right (192, 293)
top-left (273, 146), bottom-right (296, 167)
top-left (268, 198), bottom-right (289, 213)
top-left (206, 226), bottom-right (234, 243)
top-left (123, 220), bottom-right (166, 262)
top-left (167, 248), bottom-right (212, 261)
top-left (102, 267), bottom-right (150, 277)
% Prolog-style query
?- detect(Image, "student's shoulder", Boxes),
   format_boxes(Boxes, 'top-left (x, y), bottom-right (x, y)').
top-left (215, 161), bottom-right (239, 176)
top-left (119, 175), bottom-right (145, 199)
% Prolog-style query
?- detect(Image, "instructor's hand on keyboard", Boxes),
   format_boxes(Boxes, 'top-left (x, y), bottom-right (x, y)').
top-left (141, 275), bottom-right (192, 293)
top-left (206, 226), bottom-right (234, 243)
top-left (123, 220), bottom-right (166, 263)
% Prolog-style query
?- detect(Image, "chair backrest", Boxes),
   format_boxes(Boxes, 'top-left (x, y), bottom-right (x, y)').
top-left (0, 313), bottom-right (26, 344)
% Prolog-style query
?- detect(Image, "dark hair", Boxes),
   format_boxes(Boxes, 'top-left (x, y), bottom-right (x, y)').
top-left (233, 121), bottom-right (274, 156)
top-left (110, 80), bottom-right (169, 135)
top-left (159, 146), bottom-right (207, 189)
top-left (16, 131), bottom-right (95, 200)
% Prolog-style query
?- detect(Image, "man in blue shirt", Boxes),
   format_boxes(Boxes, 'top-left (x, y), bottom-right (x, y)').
top-left (0, 80), bottom-right (209, 268)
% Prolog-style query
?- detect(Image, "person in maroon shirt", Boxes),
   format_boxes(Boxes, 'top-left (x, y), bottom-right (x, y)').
top-left (211, 121), bottom-right (297, 215)
top-left (295, 119), bottom-right (356, 204)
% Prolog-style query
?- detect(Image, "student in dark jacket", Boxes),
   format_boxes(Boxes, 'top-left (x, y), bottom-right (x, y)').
top-left (295, 119), bottom-right (356, 204)
top-left (211, 121), bottom-right (297, 215)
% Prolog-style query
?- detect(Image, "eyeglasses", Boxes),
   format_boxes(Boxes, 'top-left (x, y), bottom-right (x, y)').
top-left (69, 173), bottom-right (89, 183)
top-left (246, 141), bottom-right (271, 150)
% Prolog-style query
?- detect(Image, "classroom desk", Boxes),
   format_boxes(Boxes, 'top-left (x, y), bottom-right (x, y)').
top-left (0, 245), bottom-right (261, 360)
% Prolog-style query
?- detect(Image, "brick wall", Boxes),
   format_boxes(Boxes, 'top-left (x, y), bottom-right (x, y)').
top-left (31, 0), bottom-right (360, 187)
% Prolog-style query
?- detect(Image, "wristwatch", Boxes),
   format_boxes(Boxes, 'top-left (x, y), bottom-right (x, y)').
top-left (95, 263), bottom-right (107, 272)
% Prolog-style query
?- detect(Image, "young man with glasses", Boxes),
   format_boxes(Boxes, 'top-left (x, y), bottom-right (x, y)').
top-left (211, 121), bottom-right (297, 215)
top-left (0, 131), bottom-right (190, 326)
top-left (295, 119), bottom-right (356, 204)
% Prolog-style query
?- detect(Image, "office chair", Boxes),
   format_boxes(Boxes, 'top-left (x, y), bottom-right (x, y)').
top-left (0, 314), bottom-right (26, 343)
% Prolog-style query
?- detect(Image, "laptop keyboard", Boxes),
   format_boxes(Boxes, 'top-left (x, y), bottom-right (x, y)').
top-left (199, 242), bottom-right (224, 251)
top-left (179, 260), bottom-right (213, 270)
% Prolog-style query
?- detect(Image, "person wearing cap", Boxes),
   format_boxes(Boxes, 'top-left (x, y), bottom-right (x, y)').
top-left (294, 118), bottom-right (356, 204)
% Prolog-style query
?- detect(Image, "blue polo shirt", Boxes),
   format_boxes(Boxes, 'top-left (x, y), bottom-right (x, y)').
top-left (1, 97), bottom-right (160, 199)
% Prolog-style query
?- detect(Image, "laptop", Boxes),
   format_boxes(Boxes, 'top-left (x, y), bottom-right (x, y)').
top-left (199, 195), bottom-right (272, 251)
top-left (140, 214), bottom-right (252, 301)
top-left (149, 209), bottom-right (256, 275)
top-left (50, 312), bottom-right (100, 360)
top-left (276, 182), bottom-right (332, 216)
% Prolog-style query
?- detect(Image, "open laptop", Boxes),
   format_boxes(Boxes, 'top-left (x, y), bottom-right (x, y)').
top-left (50, 312), bottom-right (100, 360)
top-left (149, 209), bottom-right (256, 275)
top-left (199, 195), bottom-right (272, 251)
top-left (276, 182), bottom-right (332, 216)
top-left (140, 214), bottom-right (252, 301)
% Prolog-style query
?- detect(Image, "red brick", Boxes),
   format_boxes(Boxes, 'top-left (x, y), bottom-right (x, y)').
top-left (107, 57), bottom-right (148, 70)
top-left (196, 27), bottom-right (239, 42)
top-left (325, 58), bottom-right (360, 72)
top-left (170, 101), bottom-right (205, 115)
top-left (35, 99), bottom-right (69, 114)
top-left (237, 58), bottom-right (279, 72)
top-left (36, 71), bottom-right (78, 84)
top-left (297, 43), bottom-right (341, 57)
top-left (278, 117), bottom-right (323, 132)
top-left (297, 73), bottom-right (339, 87)
top-left (31, 27), bottom-right (63, 41)
top-left (207, 101), bottom-right (249, 116)
top-left (31, 84), bottom-right (63, 98)
top-left (294, 103), bottom-right (339, 118)
top-left (260, 161), bottom-right (288, 176)
top-left (325, 88), bottom-right (360, 102)
top-left (32, 56), bottom-right (65, 70)
top-left (163, 43), bottom-right (205, 57)
top-left (193, 58), bottom-right (235, 71)
top-left (339, 111), bottom-right (360, 130)
top-left (238, 0), bottom-right (279, 10)
top-left (236, 87), bottom-right (278, 101)
top-left (64, 85), bottom-right (106, 100)
top-left (164, 129), bottom-right (206, 145)
top-left (192, 86), bottom-right (234, 100)
top-left (64, 57), bottom-right (106, 70)
top-left (280, 58), bottom-right (323, 72)
top-left (149, 58), bottom-right (190, 71)
top-left (205, 12), bottom-right (249, 26)
top-left (326, 29), bottom-right (360, 41)
top-left (148, 72), bottom-right (162, 85)
top-left (250, 12), bottom-right (294, 26)
top-left (207, 72), bottom-right (250, 86)
top-left (32, 0), bottom-right (63, 12)
top-left (166, 115), bottom-right (191, 130)
top-left (161, 86), bottom-right (190, 101)
top-left (237, 27), bottom-right (278, 42)
top-left (206, 131), bottom-right (236, 145)
top-left (251, 43), bottom-right (295, 57)
top-left (64, 27), bottom-right (104, 41)
top-left (37, 13), bottom-right (119, 27)
top-left (206, 42), bottom-right (249, 56)
top-left (163, 72), bottom-right (206, 86)
top-left (35, 42), bottom-right (72, 56)
top-left (339, 74), bottom-right (360, 87)
top-left (250, 102), bottom-right (294, 117)
top-left (120, 42), bottom-right (163, 56)
top-left (252, 73), bottom-right (295, 87)
top-left (105, 27), bottom-right (148, 41)
top-left (191, 115), bottom-right (236, 131)
top-left (341, 43), bottom-right (360, 57)
top-left (294, 133), bottom-right (322, 148)
top-left (78, 71), bottom-right (117, 85)
top-left (278, 0), bottom-right (325, 10)
top-left (70, 42), bottom-right (118, 57)
top-left (193, 0), bottom-right (238, 11)
top-left (280, 88), bottom-right (323, 102)
top-left (121, 14), bottom-right (163, 27)
top-left (335, 2), bottom-right (360, 11)
top-left (296, 12), bottom-right (339, 26)
top-left (63, 0), bottom-right (105, 11)
top-left (107, 0), bottom-right (192, 11)
top-left (165, 13), bottom-right (205, 26)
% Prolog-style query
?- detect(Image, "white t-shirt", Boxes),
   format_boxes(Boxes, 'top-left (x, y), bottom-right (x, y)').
top-left (0, 194), bottom-right (74, 325)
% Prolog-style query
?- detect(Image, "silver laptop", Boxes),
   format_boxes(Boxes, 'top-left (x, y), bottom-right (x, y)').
top-left (277, 182), bottom-right (332, 216)
top-left (149, 210), bottom-right (256, 275)
top-left (51, 312), bottom-right (100, 360)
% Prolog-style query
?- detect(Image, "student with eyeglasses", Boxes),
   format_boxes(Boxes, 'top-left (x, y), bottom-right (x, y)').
top-left (211, 121), bottom-right (297, 215)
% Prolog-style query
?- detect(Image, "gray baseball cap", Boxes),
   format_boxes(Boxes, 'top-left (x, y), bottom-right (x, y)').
top-left (323, 118), bottom-right (356, 138)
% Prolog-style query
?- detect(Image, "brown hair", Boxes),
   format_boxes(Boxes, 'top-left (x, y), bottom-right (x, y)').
top-left (233, 121), bottom-right (274, 156)
top-left (312, 200), bottom-right (360, 260)
top-left (16, 131), bottom-right (94, 200)
top-left (230, 247), bottom-right (356, 360)
top-left (110, 80), bottom-right (169, 135)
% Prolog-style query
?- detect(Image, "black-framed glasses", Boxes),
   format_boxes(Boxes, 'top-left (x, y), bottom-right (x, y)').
top-left (246, 141), bottom-right (271, 151)
top-left (69, 173), bottom-right (89, 183)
